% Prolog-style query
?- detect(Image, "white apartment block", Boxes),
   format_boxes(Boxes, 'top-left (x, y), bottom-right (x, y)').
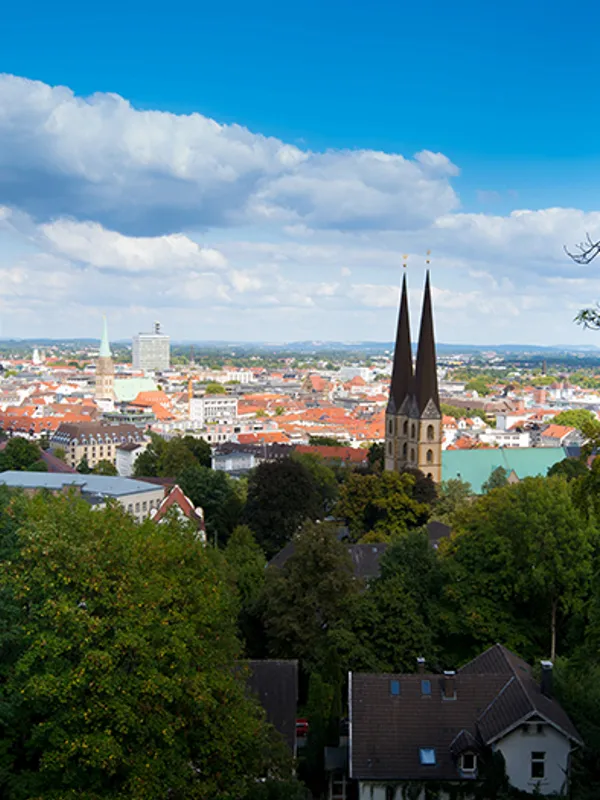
top-left (479, 429), bottom-right (531, 448)
top-left (132, 323), bottom-right (170, 372)
top-left (189, 395), bottom-right (238, 426)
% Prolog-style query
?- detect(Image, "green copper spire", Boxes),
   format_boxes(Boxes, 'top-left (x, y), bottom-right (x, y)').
top-left (99, 316), bottom-right (111, 358)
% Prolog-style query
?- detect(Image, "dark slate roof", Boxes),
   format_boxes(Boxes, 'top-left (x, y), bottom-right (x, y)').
top-left (387, 273), bottom-right (413, 414)
top-left (269, 539), bottom-right (387, 581)
top-left (427, 520), bottom-right (451, 546)
top-left (459, 644), bottom-right (582, 745)
top-left (246, 660), bottom-right (298, 753)
top-left (414, 271), bottom-right (440, 416)
top-left (350, 644), bottom-right (582, 782)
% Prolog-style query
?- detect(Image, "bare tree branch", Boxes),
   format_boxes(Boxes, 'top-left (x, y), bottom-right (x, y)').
top-left (565, 233), bottom-right (600, 264)
top-left (575, 305), bottom-right (600, 330)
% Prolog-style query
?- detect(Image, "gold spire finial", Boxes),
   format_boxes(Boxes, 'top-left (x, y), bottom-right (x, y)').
top-left (426, 249), bottom-right (431, 267)
top-left (402, 254), bottom-right (408, 270)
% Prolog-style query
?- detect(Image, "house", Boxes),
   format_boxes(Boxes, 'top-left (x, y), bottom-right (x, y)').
top-left (150, 484), bottom-right (205, 540)
top-left (0, 472), bottom-right (164, 522)
top-left (349, 645), bottom-right (582, 799)
top-left (116, 441), bottom-right (147, 477)
top-left (245, 660), bottom-right (298, 755)
top-left (539, 424), bottom-right (583, 448)
top-left (50, 422), bottom-right (145, 470)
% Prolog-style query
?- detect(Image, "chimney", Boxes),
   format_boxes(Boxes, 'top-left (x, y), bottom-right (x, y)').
top-left (540, 660), bottom-right (553, 698)
top-left (417, 657), bottom-right (425, 674)
top-left (443, 670), bottom-right (456, 699)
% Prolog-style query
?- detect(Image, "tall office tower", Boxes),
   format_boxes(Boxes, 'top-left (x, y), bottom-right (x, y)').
top-left (132, 322), bottom-right (171, 372)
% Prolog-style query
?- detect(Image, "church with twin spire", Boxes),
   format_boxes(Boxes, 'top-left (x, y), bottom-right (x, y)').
top-left (385, 270), bottom-right (442, 482)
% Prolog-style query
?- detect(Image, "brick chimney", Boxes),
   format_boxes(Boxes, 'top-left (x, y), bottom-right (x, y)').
top-left (540, 660), bottom-right (553, 698)
top-left (443, 670), bottom-right (456, 699)
top-left (417, 657), bottom-right (425, 674)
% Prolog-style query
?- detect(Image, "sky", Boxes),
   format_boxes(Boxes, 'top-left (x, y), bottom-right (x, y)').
top-left (2, 0), bottom-right (600, 344)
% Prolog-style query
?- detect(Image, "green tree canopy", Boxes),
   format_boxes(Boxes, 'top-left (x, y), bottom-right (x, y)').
top-left (481, 466), bottom-right (509, 493)
top-left (290, 452), bottom-right (339, 517)
top-left (548, 457), bottom-right (589, 482)
top-left (204, 382), bottom-right (227, 395)
top-left (0, 492), bottom-right (287, 799)
top-left (552, 408), bottom-right (597, 430)
top-left (444, 476), bottom-right (593, 661)
top-left (244, 458), bottom-right (319, 556)
top-left (177, 464), bottom-right (244, 546)
top-left (335, 471), bottom-right (430, 541)
top-left (262, 522), bottom-right (360, 671)
top-left (133, 433), bottom-right (211, 478)
top-left (0, 437), bottom-right (44, 472)
top-left (433, 478), bottom-right (473, 525)
top-left (92, 459), bottom-right (118, 476)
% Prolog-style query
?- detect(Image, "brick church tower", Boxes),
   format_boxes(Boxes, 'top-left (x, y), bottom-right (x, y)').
top-left (384, 271), bottom-right (442, 482)
top-left (95, 316), bottom-right (115, 404)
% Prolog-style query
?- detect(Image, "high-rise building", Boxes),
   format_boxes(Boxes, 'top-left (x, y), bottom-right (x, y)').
top-left (95, 316), bottom-right (115, 404)
top-left (132, 322), bottom-right (170, 372)
top-left (384, 271), bottom-right (442, 482)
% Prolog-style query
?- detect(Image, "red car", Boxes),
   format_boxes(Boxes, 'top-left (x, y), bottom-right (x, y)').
top-left (296, 718), bottom-right (309, 738)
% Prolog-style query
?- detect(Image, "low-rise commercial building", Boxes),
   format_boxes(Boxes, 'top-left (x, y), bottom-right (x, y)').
top-left (50, 422), bottom-right (145, 469)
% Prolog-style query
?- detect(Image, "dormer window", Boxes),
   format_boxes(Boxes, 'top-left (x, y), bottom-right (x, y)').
top-left (460, 753), bottom-right (477, 773)
top-left (390, 679), bottom-right (400, 696)
top-left (421, 679), bottom-right (431, 697)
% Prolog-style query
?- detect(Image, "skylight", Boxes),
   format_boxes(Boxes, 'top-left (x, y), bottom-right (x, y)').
top-left (419, 748), bottom-right (436, 765)
top-left (390, 679), bottom-right (400, 696)
top-left (421, 679), bottom-right (432, 696)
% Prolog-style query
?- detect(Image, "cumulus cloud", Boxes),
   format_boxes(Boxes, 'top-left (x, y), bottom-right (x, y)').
top-left (0, 74), bottom-right (459, 235)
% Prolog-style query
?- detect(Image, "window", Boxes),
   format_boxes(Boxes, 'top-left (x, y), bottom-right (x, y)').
top-left (419, 748), bottom-right (436, 766)
top-left (402, 442), bottom-right (407, 458)
top-left (410, 448), bottom-right (415, 461)
top-left (135, 503), bottom-right (140, 513)
top-left (426, 449), bottom-right (433, 463)
top-left (427, 424), bottom-right (435, 441)
top-left (411, 424), bottom-right (416, 438)
top-left (390, 680), bottom-right (400, 696)
top-left (128, 504), bottom-right (133, 512)
top-left (461, 753), bottom-right (477, 773)
top-left (388, 420), bottom-right (393, 435)
top-left (142, 502), bottom-right (147, 512)
top-left (403, 420), bottom-right (408, 435)
top-left (421, 679), bottom-right (432, 696)
top-left (531, 752), bottom-right (545, 779)
top-left (388, 441), bottom-right (392, 456)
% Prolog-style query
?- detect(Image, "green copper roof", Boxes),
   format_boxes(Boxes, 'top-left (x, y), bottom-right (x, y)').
top-left (114, 377), bottom-right (158, 403)
top-left (99, 316), bottom-right (111, 358)
top-left (442, 447), bottom-right (567, 494)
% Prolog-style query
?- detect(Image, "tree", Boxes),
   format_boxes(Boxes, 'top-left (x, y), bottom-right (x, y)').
top-left (262, 522), bottom-right (360, 670)
top-left (552, 409), bottom-right (597, 430)
top-left (465, 376), bottom-right (491, 396)
top-left (367, 442), bottom-right (384, 472)
top-left (0, 493), bottom-right (287, 799)
top-left (133, 434), bottom-right (211, 478)
top-left (400, 467), bottom-right (437, 505)
top-left (92, 459), bottom-right (118, 476)
top-left (335, 471), bottom-right (430, 541)
top-left (53, 446), bottom-right (67, 463)
top-left (548, 457), bottom-right (589, 482)
top-left (244, 459), bottom-right (319, 557)
top-left (157, 436), bottom-right (198, 477)
top-left (132, 432), bottom-right (167, 477)
top-left (290, 452), bottom-right (339, 517)
top-left (433, 478), bottom-right (472, 525)
top-left (481, 465), bottom-right (509, 493)
top-left (445, 476), bottom-right (593, 660)
top-left (224, 525), bottom-right (267, 626)
top-left (0, 437), bottom-right (43, 472)
top-left (205, 382), bottom-right (227, 395)
top-left (308, 436), bottom-right (345, 447)
top-left (180, 435), bottom-right (211, 468)
top-left (77, 455), bottom-right (92, 474)
top-left (178, 464), bottom-right (244, 546)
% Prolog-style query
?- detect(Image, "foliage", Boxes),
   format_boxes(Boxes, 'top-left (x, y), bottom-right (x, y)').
top-left (440, 402), bottom-right (488, 423)
top-left (178, 464), bottom-right (244, 546)
top-left (224, 526), bottom-right (267, 656)
top-left (53, 446), bottom-right (67, 463)
top-left (548, 458), bottom-right (589, 482)
top-left (0, 437), bottom-right (44, 472)
top-left (433, 478), bottom-right (473, 525)
top-left (307, 436), bottom-right (345, 447)
top-left (0, 493), bottom-right (286, 799)
top-left (401, 467), bottom-right (437, 505)
top-left (92, 459), bottom-right (118, 476)
top-left (444, 476), bottom-right (593, 661)
top-left (552, 408), bottom-right (597, 430)
top-left (244, 458), bottom-right (320, 556)
top-left (204, 382), bottom-right (227, 395)
top-left (133, 433), bottom-right (211, 478)
top-left (262, 522), bottom-right (360, 670)
top-left (481, 466), bottom-right (509, 493)
top-left (77, 455), bottom-right (92, 474)
top-left (335, 471), bottom-right (430, 541)
top-left (290, 452), bottom-right (339, 517)
top-left (465, 376), bottom-right (492, 396)
top-left (367, 441), bottom-right (384, 472)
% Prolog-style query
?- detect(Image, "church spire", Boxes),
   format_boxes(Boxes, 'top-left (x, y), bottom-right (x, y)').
top-left (99, 316), bottom-right (111, 358)
top-left (387, 272), bottom-right (413, 413)
top-left (414, 271), bottom-right (440, 415)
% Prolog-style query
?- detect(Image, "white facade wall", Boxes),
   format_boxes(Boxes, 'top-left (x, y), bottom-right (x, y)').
top-left (132, 333), bottom-right (170, 371)
top-left (478, 430), bottom-right (531, 448)
top-left (116, 444), bottom-right (147, 477)
top-left (189, 396), bottom-right (238, 426)
top-left (339, 367), bottom-right (374, 383)
top-left (494, 724), bottom-right (571, 796)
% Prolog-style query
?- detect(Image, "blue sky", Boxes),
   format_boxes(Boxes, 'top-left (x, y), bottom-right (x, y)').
top-left (1, 0), bottom-right (600, 343)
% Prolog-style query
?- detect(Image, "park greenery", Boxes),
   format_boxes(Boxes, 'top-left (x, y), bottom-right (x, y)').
top-left (3, 429), bottom-right (600, 796)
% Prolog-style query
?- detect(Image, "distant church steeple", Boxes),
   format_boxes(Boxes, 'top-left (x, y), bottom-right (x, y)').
top-left (385, 268), bottom-right (442, 482)
top-left (95, 316), bottom-right (115, 405)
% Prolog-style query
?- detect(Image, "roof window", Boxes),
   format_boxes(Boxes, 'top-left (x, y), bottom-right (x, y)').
top-left (389, 679), bottom-right (400, 696)
top-left (419, 748), bottom-right (436, 765)
top-left (421, 679), bottom-right (432, 697)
